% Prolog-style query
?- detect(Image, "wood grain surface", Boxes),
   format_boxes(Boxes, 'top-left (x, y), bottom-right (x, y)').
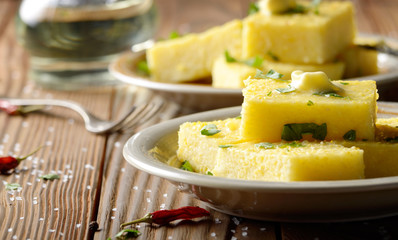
top-left (0, 0), bottom-right (398, 239)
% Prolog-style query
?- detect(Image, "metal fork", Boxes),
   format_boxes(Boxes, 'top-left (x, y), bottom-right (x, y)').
top-left (0, 97), bottom-right (163, 134)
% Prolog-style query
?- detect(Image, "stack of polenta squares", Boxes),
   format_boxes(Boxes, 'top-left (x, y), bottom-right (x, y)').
top-left (177, 71), bottom-right (398, 181)
top-left (146, 0), bottom-right (378, 88)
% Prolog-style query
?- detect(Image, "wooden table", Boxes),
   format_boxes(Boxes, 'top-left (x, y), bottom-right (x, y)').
top-left (1, 0), bottom-right (398, 239)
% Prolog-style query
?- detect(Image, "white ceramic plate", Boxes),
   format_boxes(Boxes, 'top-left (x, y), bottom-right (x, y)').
top-left (123, 101), bottom-right (398, 222)
top-left (110, 34), bottom-right (398, 111)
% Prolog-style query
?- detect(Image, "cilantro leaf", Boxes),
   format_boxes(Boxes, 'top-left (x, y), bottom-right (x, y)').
top-left (180, 161), bottom-right (194, 172)
top-left (137, 60), bottom-right (150, 75)
top-left (225, 51), bottom-right (238, 63)
top-left (218, 144), bottom-right (233, 148)
top-left (206, 171), bottom-right (213, 176)
top-left (313, 91), bottom-right (344, 98)
top-left (248, 2), bottom-right (260, 15)
top-left (6, 183), bottom-right (21, 191)
top-left (254, 69), bottom-right (284, 79)
top-left (307, 100), bottom-right (314, 106)
top-left (243, 56), bottom-right (263, 68)
top-left (275, 85), bottom-right (296, 93)
top-left (282, 123), bottom-right (327, 141)
top-left (201, 124), bottom-right (221, 136)
top-left (115, 228), bottom-right (141, 239)
top-left (255, 142), bottom-right (275, 149)
top-left (40, 173), bottom-right (60, 181)
top-left (343, 130), bottom-right (356, 141)
top-left (169, 31), bottom-right (181, 39)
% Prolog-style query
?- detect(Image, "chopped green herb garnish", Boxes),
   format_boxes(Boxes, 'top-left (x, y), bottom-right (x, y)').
top-left (265, 69), bottom-right (284, 79)
top-left (235, 115), bottom-right (242, 119)
top-left (114, 229), bottom-right (141, 239)
top-left (180, 160), bottom-right (194, 172)
top-left (206, 171), bottom-right (214, 176)
top-left (225, 51), bottom-right (238, 63)
top-left (267, 51), bottom-right (279, 61)
top-left (201, 124), bottom-right (221, 136)
top-left (275, 85), bottom-right (296, 93)
top-left (307, 100), bottom-right (314, 106)
top-left (40, 173), bottom-right (60, 181)
top-left (279, 141), bottom-right (305, 148)
top-left (385, 137), bottom-right (398, 143)
top-left (255, 142), bottom-right (275, 149)
top-left (312, 0), bottom-right (322, 14)
top-left (343, 130), bottom-right (356, 141)
top-left (169, 31), bottom-right (181, 39)
top-left (218, 144), bottom-right (233, 148)
top-left (6, 183), bottom-right (20, 191)
top-left (255, 69), bottom-right (284, 79)
top-left (313, 91), bottom-right (344, 98)
top-left (282, 123), bottom-right (327, 141)
top-left (286, 4), bottom-right (307, 14)
top-left (248, 2), bottom-right (260, 15)
top-left (137, 60), bottom-right (150, 75)
top-left (267, 91), bottom-right (272, 96)
top-left (340, 82), bottom-right (349, 85)
top-left (243, 56), bottom-right (263, 68)
top-left (225, 51), bottom-right (263, 68)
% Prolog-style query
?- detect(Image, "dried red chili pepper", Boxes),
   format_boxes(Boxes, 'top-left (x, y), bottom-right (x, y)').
top-left (0, 100), bottom-right (20, 115)
top-left (0, 99), bottom-right (43, 115)
top-left (120, 206), bottom-right (210, 227)
top-left (0, 147), bottom-right (42, 173)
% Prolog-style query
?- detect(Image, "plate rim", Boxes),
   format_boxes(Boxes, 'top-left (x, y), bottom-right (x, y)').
top-left (123, 102), bottom-right (398, 194)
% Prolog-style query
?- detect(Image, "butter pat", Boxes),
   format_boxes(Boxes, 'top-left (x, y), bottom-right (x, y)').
top-left (240, 77), bottom-right (378, 142)
top-left (147, 20), bottom-right (242, 83)
top-left (213, 141), bottom-right (364, 181)
top-left (290, 70), bottom-right (344, 93)
top-left (242, 1), bottom-right (355, 64)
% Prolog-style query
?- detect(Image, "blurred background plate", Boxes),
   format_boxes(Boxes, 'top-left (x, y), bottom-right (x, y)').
top-left (109, 33), bottom-right (398, 111)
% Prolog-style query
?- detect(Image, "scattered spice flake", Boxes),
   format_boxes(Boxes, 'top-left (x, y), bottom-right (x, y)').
top-left (307, 100), bottom-right (314, 106)
top-left (6, 183), bottom-right (21, 191)
top-left (180, 160), bottom-right (194, 172)
top-left (200, 124), bottom-right (221, 136)
top-left (40, 173), bottom-right (60, 181)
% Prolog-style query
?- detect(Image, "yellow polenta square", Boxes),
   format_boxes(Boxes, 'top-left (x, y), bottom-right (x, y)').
top-left (147, 20), bottom-right (242, 83)
top-left (211, 55), bottom-right (345, 89)
top-left (177, 118), bottom-right (244, 174)
top-left (213, 141), bottom-right (364, 181)
top-left (242, 1), bottom-right (355, 64)
top-left (240, 79), bottom-right (378, 142)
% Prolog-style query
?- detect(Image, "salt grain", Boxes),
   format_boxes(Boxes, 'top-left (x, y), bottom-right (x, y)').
top-left (85, 164), bottom-right (94, 170)
top-left (12, 235), bottom-right (17, 239)
top-left (111, 216), bottom-right (115, 220)
top-left (232, 217), bottom-right (240, 225)
top-left (22, 121), bottom-right (29, 128)
top-left (87, 186), bottom-right (91, 190)
top-left (45, 141), bottom-right (53, 146)
top-left (133, 186), bottom-right (138, 190)
top-left (8, 228), bottom-right (12, 232)
top-left (231, 237), bottom-right (237, 240)
top-left (20, 217), bottom-right (24, 220)
top-left (10, 197), bottom-right (15, 201)
top-left (27, 182), bottom-right (32, 186)
top-left (242, 226), bottom-right (248, 231)
top-left (146, 198), bottom-right (151, 203)
top-left (39, 218), bottom-right (44, 221)
top-left (242, 232), bottom-right (248, 237)
top-left (76, 224), bottom-right (81, 228)
top-left (260, 227), bottom-right (266, 231)
top-left (16, 197), bottom-right (22, 201)
top-left (146, 189), bottom-right (152, 193)
top-left (210, 232), bottom-right (216, 237)
top-left (33, 200), bottom-right (38, 205)
top-left (121, 168), bottom-right (125, 173)
top-left (49, 229), bottom-right (56, 233)
top-left (160, 203), bottom-right (166, 209)
top-left (112, 208), bottom-right (117, 211)
top-left (54, 208), bottom-right (59, 211)
top-left (114, 142), bottom-right (121, 148)
top-left (168, 237), bottom-right (172, 240)
top-left (215, 218), bottom-right (222, 224)
top-left (163, 193), bottom-right (168, 198)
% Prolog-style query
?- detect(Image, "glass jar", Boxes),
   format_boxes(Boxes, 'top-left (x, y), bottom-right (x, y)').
top-left (15, 0), bottom-right (156, 90)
